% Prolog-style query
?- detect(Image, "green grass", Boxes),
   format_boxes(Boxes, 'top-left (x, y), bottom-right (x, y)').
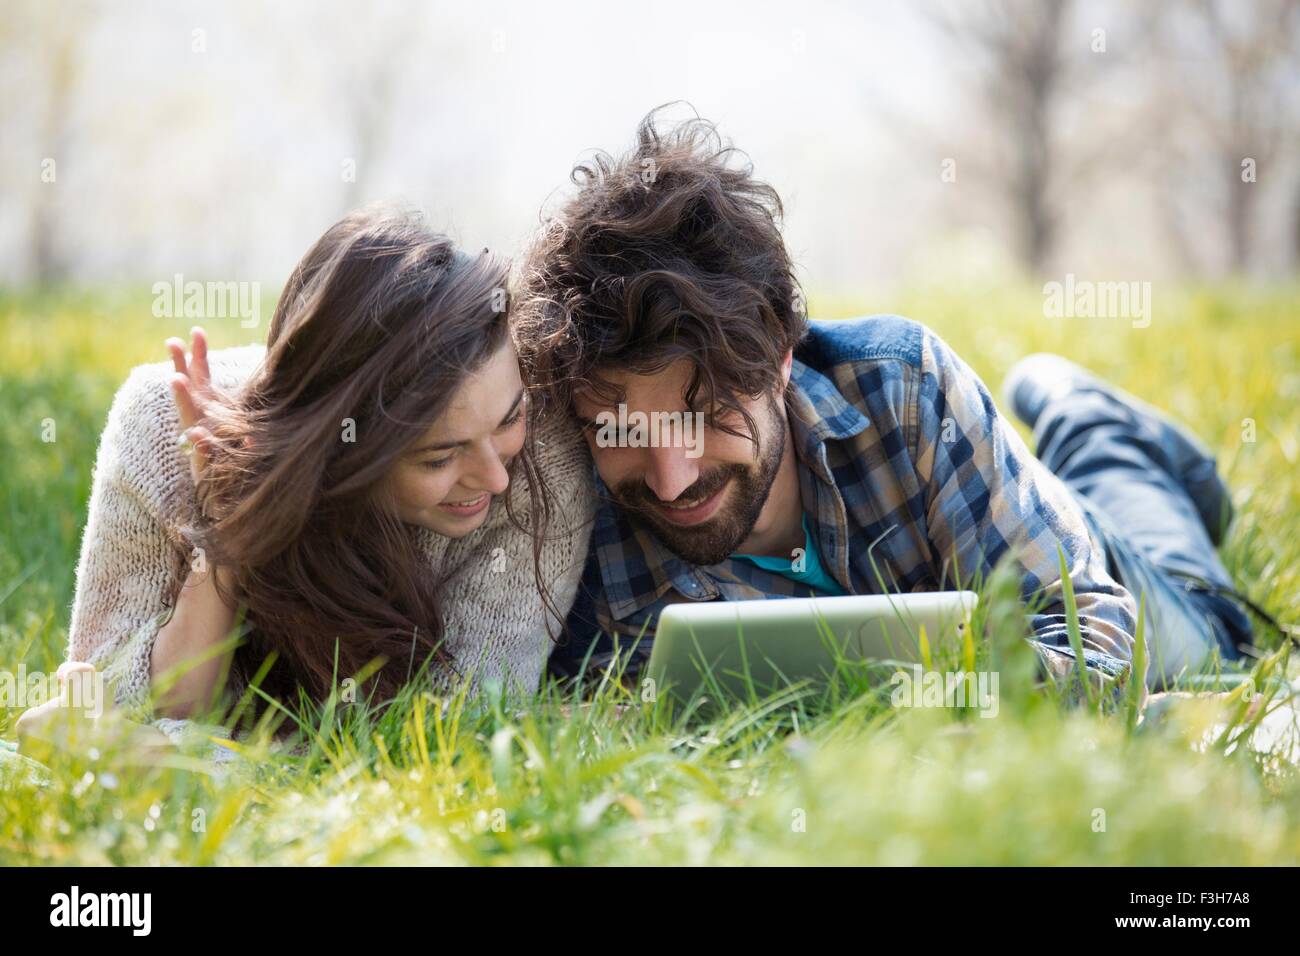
top-left (2, 283), bottom-right (1299, 865)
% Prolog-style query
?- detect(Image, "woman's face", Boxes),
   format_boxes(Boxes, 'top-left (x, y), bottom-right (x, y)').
top-left (385, 338), bottom-right (527, 537)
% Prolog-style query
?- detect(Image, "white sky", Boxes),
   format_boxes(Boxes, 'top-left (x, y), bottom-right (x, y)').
top-left (1, 0), bottom-right (1293, 289)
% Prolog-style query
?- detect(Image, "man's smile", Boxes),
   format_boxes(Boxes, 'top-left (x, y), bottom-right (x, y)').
top-left (652, 477), bottom-right (732, 527)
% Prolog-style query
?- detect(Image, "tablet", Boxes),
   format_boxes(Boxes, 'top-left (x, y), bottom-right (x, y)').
top-left (643, 590), bottom-right (979, 703)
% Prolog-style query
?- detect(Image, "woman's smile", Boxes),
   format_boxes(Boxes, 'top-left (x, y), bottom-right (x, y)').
top-left (438, 492), bottom-right (491, 516)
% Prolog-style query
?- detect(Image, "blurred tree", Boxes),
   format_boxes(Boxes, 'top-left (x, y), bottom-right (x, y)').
top-left (915, 0), bottom-right (1161, 275)
top-left (245, 0), bottom-right (442, 216)
top-left (1152, 0), bottom-right (1300, 276)
top-left (919, 0), bottom-right (1066, 273)
top-left (4, 0), bottom-right (95, 284)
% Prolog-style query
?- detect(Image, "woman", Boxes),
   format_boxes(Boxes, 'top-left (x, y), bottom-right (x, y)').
top-left (17, 206), bottom-right (595, 757)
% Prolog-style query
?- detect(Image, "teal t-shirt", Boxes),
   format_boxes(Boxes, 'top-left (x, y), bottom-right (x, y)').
top-left (732, 513), bottom-right (847, 596)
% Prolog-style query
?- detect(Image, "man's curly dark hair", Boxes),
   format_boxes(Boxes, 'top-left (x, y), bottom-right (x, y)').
top-left (512, 103), bottom-right (808, 445)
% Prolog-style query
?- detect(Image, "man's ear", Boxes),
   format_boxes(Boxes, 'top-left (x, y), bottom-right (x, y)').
top-left (780, 348), bottom-right (794, 387)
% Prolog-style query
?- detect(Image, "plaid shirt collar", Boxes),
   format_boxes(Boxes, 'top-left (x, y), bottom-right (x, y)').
top-left (590, 356), bottom-right (871, 621)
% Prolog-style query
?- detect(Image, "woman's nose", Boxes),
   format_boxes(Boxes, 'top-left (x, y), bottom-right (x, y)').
top-left (465, 444), bottom-right (512, 496)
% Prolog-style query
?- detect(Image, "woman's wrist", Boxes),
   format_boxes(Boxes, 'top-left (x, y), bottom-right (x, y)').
top-left (207, 562), bottom-right (238, 604)
top-left (151, 559), bottom-right (239, 717)
top-left (173, 562), bottom-right (236, 633)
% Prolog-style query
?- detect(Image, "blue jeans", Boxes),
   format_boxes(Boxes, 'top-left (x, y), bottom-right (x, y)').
top-left (1032, 389), bottom-right (1254, 690)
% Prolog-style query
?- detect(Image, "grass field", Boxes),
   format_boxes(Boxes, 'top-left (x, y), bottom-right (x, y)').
top-left (2, 282), bottom-right (1298, 865)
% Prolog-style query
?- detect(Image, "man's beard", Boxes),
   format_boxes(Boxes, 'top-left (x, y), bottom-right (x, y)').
top-left (607, 399), bottom-right (787, 567)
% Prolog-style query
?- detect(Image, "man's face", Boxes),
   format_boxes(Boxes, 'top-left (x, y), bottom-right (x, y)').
top-left (572, 358), bottom-right (789, 567)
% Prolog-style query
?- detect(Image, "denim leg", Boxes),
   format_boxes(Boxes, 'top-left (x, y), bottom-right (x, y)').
top-left (1031, 390), bottom-right (1252, 690)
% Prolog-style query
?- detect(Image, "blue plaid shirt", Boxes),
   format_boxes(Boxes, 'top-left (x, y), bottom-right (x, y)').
top-left (557, 315), bottom-right (1138, 703)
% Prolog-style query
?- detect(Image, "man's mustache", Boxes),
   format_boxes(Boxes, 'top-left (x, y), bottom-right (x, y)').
top-left (611, 464), bottom-right (742, 517)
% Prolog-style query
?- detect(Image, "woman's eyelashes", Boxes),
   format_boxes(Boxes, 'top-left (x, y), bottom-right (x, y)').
top-left (421, 406), bottom-right (523, 469)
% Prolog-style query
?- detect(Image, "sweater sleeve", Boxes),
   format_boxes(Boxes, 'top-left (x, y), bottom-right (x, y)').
top-left (67, 360), bottom-right (250, 759)
top-left (431, 410), bottom-right (595, 698)
top-left (68, 362), bottom-right (191, 719)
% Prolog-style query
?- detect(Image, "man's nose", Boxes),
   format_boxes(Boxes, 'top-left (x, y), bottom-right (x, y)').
top-left (641, 444), bottom-right (700, 502)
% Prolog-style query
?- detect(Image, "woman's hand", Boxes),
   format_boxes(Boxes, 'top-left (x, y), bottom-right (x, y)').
top-left (15, 662), bottom-right (108, 744)
top-left (158, 326), bottom-right (240, 719)
top-left (165, 326), bottom-right (217, 485)
top-left (15, 662), bottom-right (173, 757)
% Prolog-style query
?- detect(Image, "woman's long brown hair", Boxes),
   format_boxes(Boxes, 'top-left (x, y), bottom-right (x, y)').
top-left (186, 206), bottom-right (561, 711)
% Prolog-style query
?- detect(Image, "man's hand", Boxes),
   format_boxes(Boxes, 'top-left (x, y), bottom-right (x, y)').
top-left (1031, 641), bottom-right (1131, 712)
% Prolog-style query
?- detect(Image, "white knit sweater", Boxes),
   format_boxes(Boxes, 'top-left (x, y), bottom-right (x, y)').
top-left (68, 344), bottom-right (595, 759)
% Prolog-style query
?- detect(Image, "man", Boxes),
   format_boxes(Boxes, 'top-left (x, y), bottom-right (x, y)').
top-left (514, 108), bottom-right (1253, 707)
